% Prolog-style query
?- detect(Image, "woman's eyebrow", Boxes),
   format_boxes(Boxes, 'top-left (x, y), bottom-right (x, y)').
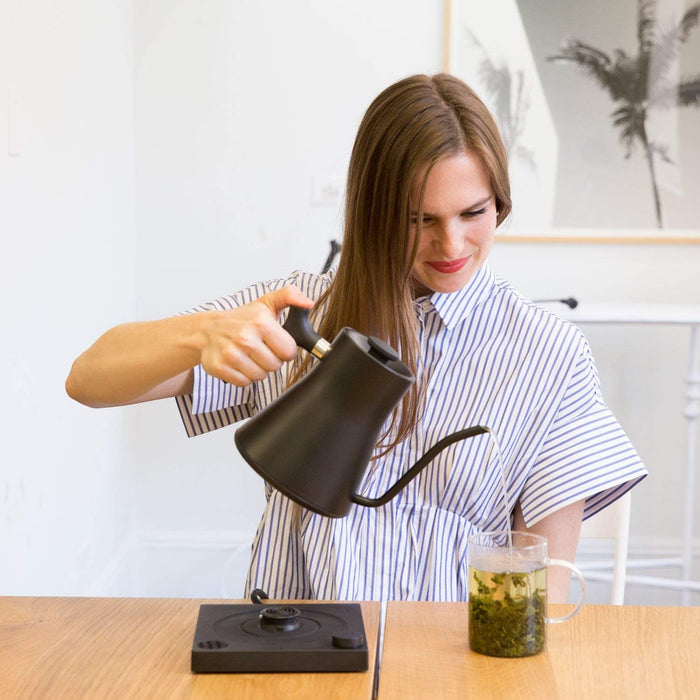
top-left (463, 196), bottom-right (492, 210)
top-left (411, 195), bottom-right (493, 216)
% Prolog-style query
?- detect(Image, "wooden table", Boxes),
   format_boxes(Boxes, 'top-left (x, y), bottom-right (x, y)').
top-left (3, 597), bottom-right (700, 699)
top-left (0, 597), bottom-right (380, 699)
top-left (380, 601), bottom-right (700, 698)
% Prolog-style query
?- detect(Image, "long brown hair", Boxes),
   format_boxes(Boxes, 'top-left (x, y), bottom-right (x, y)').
top-left (292, 73), bottom-right (511, 452)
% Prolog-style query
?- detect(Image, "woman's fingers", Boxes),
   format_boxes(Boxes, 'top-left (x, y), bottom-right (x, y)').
top-left (200, 286), bottom-right (315, 385)
top-left (261, 285), bottom-right (315, 316)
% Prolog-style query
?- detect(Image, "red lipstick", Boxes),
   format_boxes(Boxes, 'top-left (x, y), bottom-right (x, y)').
top-left (426, 258), bottom-right (468, 274)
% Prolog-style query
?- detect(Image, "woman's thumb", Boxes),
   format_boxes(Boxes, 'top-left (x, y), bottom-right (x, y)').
top-left (263, 285), bottom-right (314, 316)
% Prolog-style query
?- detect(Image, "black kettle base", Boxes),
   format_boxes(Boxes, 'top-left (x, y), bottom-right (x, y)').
top-left (191, 603), bottom-right (368, 673)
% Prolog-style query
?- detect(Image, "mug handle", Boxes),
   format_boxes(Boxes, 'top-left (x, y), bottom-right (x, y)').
top-left (545, 558), bottom-right (587, 624)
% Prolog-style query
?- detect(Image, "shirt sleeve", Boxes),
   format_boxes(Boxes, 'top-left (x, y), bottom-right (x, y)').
top-left (517, 336), bottom-right (648, 525)
top-left (173, 276), bottom-right (285, 437)
top-left (175, 369), bottom-right (256, 437)
top-left (174, 269), bottom-right (332, 438)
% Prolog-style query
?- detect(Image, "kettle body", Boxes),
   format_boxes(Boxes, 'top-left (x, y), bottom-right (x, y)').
top-left (234, 307), bottom-right (490, 517)
top-left (234, 325), bottom-right (414, 517)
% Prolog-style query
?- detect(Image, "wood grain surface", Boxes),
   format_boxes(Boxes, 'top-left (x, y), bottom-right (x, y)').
top-left (378, 601), bottom-right (700, 699)
top-left (0, 597), bottom-right (379, 699)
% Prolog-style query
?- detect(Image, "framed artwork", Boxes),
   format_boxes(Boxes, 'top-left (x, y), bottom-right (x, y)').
top-left (444, 0), bottom-right (700, 242)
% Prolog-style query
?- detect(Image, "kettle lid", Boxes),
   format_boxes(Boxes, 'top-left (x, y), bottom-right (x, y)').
top-left (367, 336), bottom-right (399, 363)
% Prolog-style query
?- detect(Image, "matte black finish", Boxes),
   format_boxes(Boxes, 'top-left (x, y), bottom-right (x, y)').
top-left (282, 306), bottom-right (324, 354)
top-left (235, 309), bottom-right (492, 517)
top-left (235, 326), bottom-right (414, 517)
top-left (350, 425), bottom-right (491, 508)
top-left (191, 603), bottom-right (368, 673)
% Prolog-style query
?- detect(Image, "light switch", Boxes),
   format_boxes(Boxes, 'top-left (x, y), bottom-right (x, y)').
top-left (310, 177), bottom-right (344, 206)
top-left (8, 88), bottom-right (21, 157)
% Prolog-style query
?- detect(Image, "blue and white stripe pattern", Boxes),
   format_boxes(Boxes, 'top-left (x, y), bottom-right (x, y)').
top-left (176, 264), bottom-right (647, 601)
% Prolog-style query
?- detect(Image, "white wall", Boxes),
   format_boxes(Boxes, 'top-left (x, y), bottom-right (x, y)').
top-left (2, 0), bottom-right (699, 601)
top-left (125, 0), bottom-right (445, 597)
top-left (0, 0), bottom-right (135, 594)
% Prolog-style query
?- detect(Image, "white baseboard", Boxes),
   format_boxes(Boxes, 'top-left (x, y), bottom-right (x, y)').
top-left (82, 532), bottom-right (136, 597)
top-left (135, 529), bottom-right (255, 549)
top-left (577, 534), bottom-right (700, 559)
top-left (84, 529), bottom-right (255, 598)
top-left (86, 531), bottom-right (699, 599)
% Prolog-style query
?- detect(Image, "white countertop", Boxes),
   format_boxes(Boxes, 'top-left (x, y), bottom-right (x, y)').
top-left (551, 302), bottom-right (700, 325)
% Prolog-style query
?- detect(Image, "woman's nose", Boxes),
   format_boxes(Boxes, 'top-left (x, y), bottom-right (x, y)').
top-left (436, 221), bottom-right (463, 257)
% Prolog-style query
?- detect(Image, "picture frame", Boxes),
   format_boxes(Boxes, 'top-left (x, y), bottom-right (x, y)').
top-left (443, 0), bottom-right (700, 243)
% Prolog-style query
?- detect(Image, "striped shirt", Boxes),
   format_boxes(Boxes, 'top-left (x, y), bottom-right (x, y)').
top-left (176, 263), bottom-right (647, 601)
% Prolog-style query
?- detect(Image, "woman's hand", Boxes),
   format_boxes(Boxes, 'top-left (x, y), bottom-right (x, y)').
top-left (65, 285), bottom-right (314, 407)
top-left (199, 286), bottom-right (314, 386)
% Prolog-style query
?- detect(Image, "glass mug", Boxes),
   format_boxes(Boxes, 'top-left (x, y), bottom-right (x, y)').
top-left (467, 530), bottom-right (586, 658)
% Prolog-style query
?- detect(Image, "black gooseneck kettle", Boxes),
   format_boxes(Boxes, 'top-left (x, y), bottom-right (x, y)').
top-left (234, 307), bottom-right (490, 518)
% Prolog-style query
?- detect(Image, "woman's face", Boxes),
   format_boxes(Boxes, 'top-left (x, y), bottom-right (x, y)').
top-left (409, 151), bottom-right (498, 297)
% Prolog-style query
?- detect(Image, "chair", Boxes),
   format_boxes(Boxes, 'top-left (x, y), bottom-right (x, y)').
top-left (575, 491), bottom-right (632, 605)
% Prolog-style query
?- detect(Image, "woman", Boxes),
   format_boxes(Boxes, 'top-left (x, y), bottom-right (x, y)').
top-left (66, 73), bottom-right (646, 602)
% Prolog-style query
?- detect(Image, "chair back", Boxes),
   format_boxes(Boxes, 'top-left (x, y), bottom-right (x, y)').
top-left (577, 491), bottom-right (632, 605)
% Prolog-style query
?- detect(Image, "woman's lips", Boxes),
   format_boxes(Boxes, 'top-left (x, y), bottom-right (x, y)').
top-left (426, 257), bottom-right (469, 274)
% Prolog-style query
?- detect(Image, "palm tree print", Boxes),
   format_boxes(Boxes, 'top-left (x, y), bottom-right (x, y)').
top-left (548, 0), bottom-right (700, 228)
top-left (462, 29), bottom-right (536, 173)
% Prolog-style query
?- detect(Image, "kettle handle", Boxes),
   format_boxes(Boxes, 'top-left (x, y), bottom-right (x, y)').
top-left (282, 306), bottom-right (331, 359)
top-left (350, 425), bottom-right (491, 508)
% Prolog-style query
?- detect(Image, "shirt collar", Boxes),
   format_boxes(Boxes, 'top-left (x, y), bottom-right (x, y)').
top-left (414, 263), bottom-right (497, 331)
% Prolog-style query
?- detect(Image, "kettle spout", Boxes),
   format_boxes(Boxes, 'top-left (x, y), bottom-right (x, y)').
top-left (350, 425), bottom-right (492, 509)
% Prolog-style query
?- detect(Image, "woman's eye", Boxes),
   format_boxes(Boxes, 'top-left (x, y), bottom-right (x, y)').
top-left (462, 208), bottom-right (486, 218)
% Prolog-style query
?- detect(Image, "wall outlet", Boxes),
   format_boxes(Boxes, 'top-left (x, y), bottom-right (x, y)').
top-left (8, 88), bottom-right (22, 157)
top-left (310, 176), bottom-right (344, 206)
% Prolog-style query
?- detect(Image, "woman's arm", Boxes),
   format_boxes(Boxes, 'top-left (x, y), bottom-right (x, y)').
top-left (512, 498), bottom-right (585, 603)
top-left (65, 286), bottom-right (313, 408)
